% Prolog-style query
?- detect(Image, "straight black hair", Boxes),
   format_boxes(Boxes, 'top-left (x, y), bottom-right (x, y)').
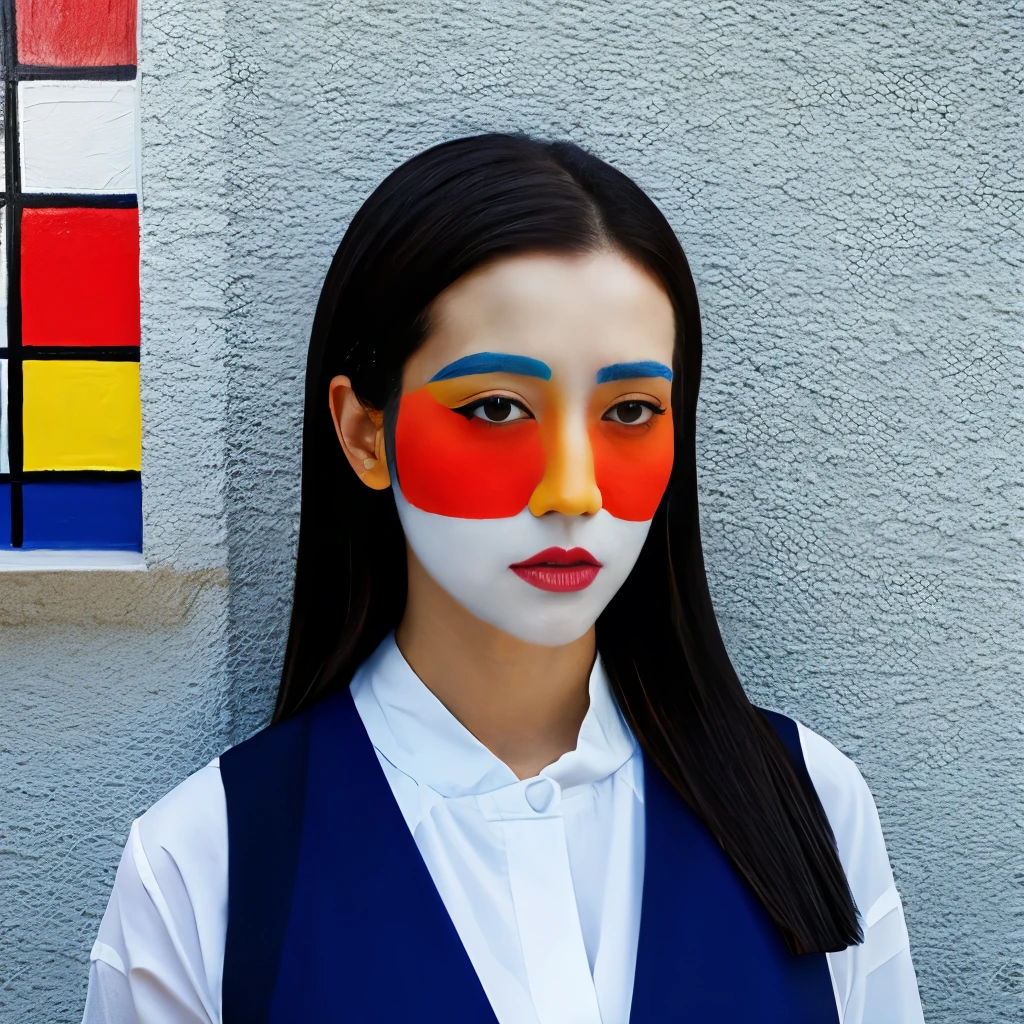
top-left (274, 133), bottom-right (862, 956)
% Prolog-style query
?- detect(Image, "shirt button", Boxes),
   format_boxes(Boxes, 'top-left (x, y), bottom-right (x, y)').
top-left (524, 779), bottom-right (555, 813)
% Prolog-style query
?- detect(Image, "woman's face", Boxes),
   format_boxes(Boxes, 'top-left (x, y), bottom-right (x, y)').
top-left (389, 249), bottom-right (676, 646)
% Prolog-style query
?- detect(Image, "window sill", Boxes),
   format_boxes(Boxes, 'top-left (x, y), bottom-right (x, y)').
top-left (0, 550), bottom-right (146, 572)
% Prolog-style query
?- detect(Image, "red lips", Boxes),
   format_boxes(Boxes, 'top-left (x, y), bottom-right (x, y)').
top-left (509, 547), bottom-right (602, 592)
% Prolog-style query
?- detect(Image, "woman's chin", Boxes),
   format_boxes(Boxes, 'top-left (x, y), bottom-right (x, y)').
top-left (452, 583), bottom-right (606, 648)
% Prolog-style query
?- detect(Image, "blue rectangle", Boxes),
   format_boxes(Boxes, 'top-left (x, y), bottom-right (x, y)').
top-left (22, 480), bottom-right (142, 551)
top-left (0, 484), bottom-right (11, 548)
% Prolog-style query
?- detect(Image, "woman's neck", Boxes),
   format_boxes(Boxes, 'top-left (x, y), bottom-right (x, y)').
top-left (395, 547), bottom-right (595, 780)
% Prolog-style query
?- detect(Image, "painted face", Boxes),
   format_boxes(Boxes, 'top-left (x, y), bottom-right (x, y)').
top-left (392, 251), bottom-right (675, 646)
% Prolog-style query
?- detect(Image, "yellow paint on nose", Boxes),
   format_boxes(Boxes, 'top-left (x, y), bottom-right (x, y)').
top-left (527, 400), bottom-right (602, 516)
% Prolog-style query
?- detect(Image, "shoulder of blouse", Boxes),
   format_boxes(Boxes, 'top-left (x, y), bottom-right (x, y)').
top-left (134, 755), bottom-right (227, 852)
top-left (111, 757), bottom-right (228, 1023)
top-left (133, 755), bottom-right (229, 929)
top-left (133, 756), bottom-right (228, 921)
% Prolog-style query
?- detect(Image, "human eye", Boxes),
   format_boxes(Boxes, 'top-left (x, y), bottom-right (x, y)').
top-left (602, 400), bottom-right (665, 425)
top-left (452, 395), bottom-right (534, 423)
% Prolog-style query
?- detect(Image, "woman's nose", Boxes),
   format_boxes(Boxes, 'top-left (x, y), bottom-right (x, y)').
top-left (527, 407), bottom-right (602, 516)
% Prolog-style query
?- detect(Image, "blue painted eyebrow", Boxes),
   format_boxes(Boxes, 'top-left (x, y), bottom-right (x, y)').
top-left (428, 352), bottom-right (552, 383)
top-left (596, 361), bottom-right (673, 384)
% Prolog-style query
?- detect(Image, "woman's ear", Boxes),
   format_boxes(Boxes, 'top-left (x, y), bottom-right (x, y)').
top-left (328, 375), bottom-right (392, 490)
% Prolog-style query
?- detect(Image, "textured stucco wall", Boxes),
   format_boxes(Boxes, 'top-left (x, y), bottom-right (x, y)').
top-left (0, 0), bottom-right (233, 1017)
top-left (1, 1), bottom-right (1021, 1021)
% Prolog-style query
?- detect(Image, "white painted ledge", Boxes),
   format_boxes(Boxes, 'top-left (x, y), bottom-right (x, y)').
top-left (0, 550), bottom-right (146, 572)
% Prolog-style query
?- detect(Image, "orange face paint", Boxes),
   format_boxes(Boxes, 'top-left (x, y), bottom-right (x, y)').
top-left (394, 386), bottom-right (545, 519)
top-left (394, 362), bottom-right (674, 522)
top-left (589, 409), bottom-right (674, 521)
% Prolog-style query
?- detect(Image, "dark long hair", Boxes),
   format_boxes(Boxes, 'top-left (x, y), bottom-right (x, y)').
top-left (274, 133), bottom-right (861, 955)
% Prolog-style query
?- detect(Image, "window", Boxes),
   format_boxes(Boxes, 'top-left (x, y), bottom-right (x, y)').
top-left (0, 0), bottom-right (142, 569)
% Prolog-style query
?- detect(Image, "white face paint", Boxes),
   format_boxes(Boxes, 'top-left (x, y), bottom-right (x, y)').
top-left (393, 481), bottom-right (652, 646)
top-left (379, 250), bottom-right (676, 647)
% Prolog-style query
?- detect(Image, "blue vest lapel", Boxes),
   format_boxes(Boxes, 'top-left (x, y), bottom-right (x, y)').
top-left (267, 689), bottom-right (498, 1022)
top-left (629, 750), bottom-right (839, 1022)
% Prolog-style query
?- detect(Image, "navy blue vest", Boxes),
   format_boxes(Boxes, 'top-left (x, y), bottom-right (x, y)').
top-left (220, 689), bottom-right (839, 1022)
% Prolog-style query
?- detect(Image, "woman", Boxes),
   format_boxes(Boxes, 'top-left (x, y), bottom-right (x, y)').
top-left (83, 134), bottom-right (924, 1023)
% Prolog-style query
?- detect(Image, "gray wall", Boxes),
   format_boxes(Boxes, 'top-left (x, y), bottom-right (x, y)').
top-left (1, 1), bottom-right (1020, 1020)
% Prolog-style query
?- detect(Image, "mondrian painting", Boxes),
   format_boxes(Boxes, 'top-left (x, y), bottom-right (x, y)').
top-left (0, 0), bottom-right (142, 567)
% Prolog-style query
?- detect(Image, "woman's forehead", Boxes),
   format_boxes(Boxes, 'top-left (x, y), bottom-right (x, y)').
top-left (405, 250), bottom-right (675, 389)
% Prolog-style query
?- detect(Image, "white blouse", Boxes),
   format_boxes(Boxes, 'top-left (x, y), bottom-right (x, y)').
top-left (82, 635), bottom-right (924, 1023)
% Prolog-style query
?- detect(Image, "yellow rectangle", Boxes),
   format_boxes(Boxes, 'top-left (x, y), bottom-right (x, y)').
top-left (23, 360), bottom-right (141, 471)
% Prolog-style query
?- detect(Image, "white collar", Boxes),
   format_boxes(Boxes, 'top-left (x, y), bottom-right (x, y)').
top-left (350, 632), bottom-right (637, 799)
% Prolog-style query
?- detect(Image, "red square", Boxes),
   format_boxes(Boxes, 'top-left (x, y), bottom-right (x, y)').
top-left (16, 0), bottom-right (137, 67)
top-left (21, 207), bottom-right (140, 348)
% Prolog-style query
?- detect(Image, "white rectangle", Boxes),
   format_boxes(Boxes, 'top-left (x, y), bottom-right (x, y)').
top-left (19, 80), bottom-right (138, 194)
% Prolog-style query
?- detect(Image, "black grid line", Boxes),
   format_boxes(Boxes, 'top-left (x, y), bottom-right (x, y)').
top-left (16, 64), bottom-right (136, 81)
top-left (19, 346), bottom-right (140, 361)
top-left (0, 0), bottom-right (140, 550)
top-left (21, 193), bottom-right (138, 208)
top-left (4, 0), bottom-right (25, 545)
top-left (0, 469), bottom-right (140, 483)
